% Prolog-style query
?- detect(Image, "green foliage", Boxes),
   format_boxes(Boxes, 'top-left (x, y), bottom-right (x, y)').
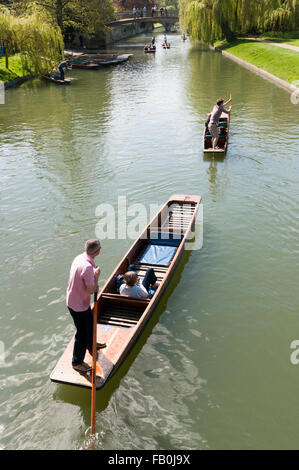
top-left (223, 39), bottom-right (299, 83)
top-left (180, 0), bottom-right (298, 44)
top-left (0, 5), bottom-right (63, 75)
top-left (0, 54), bottom-right (26, 82)
top-left (12, 0), bottom-right (115, 39)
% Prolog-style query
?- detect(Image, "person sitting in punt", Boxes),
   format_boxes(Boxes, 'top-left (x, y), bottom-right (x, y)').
top-left (208, 97), bottom-right (231, 149)
top-left (119, 269), bottom-right (159, 299)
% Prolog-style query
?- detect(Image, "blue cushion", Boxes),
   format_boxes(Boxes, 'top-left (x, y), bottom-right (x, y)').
top-left (138, 244), bottom-right (177, 266)
top-left (150, 231), bottom-right (183, 247)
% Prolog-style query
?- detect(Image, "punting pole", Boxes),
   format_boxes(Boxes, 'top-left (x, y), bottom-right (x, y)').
top-left (90, 291), bottom-right (98, 448)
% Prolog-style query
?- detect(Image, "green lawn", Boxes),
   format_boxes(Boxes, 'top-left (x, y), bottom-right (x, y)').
top-left (261, 31), bottom-right (299, 47)
top-left (222, 40), bottom-right (299, 84)
top-left (0, 54), bottom-right (29, 83)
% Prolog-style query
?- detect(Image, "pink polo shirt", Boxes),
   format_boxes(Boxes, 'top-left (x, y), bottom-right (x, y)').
top-left (66, 252), bottom-right (96, 312)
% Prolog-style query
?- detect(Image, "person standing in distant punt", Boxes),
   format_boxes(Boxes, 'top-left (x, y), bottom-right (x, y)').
top-left (208, 97), bottom-right (232, 149)
top-left (66, 239), bottom-right (106, 373)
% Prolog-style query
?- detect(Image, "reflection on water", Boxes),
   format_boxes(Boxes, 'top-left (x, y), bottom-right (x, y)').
top-left (0, 32), bottom-right (299, 450)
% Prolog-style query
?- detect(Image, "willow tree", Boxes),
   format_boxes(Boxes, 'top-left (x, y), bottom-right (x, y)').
top-left (16, 0), bottom-right (115, 41)
top-left (0, 6), bottom-right (18, 68)
top-left (180, 0), bottom-right (298, 44)
top-left (0, 5), bottom-right (63, 75)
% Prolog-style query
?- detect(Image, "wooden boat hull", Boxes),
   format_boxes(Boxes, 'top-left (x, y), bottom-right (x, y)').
top-left (42, 76), bottom-right (71, 85)
top-left (71, 62), bottom-right (100, 69)
top-left (73, 54), bottom-right (133, 68)
top-left (144, 46), bottom-right (156, 53)
top-left (203, 112), bottom-right (230, 155)
top-left (50, 194), bottom-right (201, 390)
top-left (162, 43), bottom-right (170, 48)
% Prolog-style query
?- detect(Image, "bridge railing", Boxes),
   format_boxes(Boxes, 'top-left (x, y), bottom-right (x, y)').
top-left (114, 10), bottom-right (178, 20)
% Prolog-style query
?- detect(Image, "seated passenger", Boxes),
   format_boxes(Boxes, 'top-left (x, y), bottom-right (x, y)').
top-left (119, 268), bottom-right (159, 299)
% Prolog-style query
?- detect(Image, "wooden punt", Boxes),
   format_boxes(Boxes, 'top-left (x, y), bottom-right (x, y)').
top-left (71, 62), bottom-right (100, 69)
top-left (162, 43), bottom-right (171, 49)
top-left (203, 112), bottom-right (230, 155)
top-left (50, 194), bottom-right (201, 390)
top-left (78, 53), bottom-right (132, 65)
top-left (144, 45), bottom-right (156, 53)
top-left (42, 76), bottom-right (72, 85)
top-left (95, 54), bottom-right (133, 65)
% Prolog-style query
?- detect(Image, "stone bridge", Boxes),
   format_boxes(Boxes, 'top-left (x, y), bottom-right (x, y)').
top-left (106, 11), bottom-right (179, 31)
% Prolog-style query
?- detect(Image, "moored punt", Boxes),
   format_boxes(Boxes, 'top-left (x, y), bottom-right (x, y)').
top-left (42, 75), bottom-right (72, 85)
top-left (203, 112), bottom-right (230, 155)
top-left (72, 53), bottom-right (132, 66)
top-left (50, 194), bottom-right (201, 390)
top-left (94, 54), bottom-right (133, 65)
top-left (162, 43), bottom-right (171, 49)
top-left (71, 60), bottom-right (100, 69)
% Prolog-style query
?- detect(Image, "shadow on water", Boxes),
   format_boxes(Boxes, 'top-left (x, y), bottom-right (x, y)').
top-left (52, 249), bottom-right (193, 423)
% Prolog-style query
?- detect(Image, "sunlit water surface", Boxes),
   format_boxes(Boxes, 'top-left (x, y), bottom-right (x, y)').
top-left (0, 33), bottom-right (299, 450)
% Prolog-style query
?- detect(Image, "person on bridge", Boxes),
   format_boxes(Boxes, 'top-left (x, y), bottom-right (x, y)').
top-left (143, 6), bottom-right (147, 17)
top-left (133, 7), bottom-right (136, 18)
top-left (208, 98), bottom-right (232, 149)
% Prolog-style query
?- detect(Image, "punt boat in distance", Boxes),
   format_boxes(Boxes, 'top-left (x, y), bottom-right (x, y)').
top-left (144, 45), bottom-right (156, 52)
top-left (50, 194), bottom-right (201, 390)
top-left (203, 112), bottom-right (230, 155)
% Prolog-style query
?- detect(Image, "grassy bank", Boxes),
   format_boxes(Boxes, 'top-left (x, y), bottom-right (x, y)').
top-left (221, 40), bottom-right (299, 84)
top-left (261, 31), bottom-right (299, 47)
top-left (0, 54), bottom-right (30, 83)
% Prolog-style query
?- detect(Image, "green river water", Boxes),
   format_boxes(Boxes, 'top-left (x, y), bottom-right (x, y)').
top-left (0, 32), bottom-right (299, 450)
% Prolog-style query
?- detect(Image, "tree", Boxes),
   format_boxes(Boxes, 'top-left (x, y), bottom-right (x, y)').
top-left (180, 0), bottom-right (298, 44)
top-left (0, 4), bottom-right (63, 73)
top-left (15, 0), bottom-right (115, 40)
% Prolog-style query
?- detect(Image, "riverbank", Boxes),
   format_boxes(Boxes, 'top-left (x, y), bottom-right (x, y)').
top-left (213, 39), bottom-right (299, 95)
top-left (0, 54), bottom-right (34, 88)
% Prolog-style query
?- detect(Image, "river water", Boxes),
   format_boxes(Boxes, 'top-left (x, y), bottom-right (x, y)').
top-left (0, 32), bottom-right (299, 450)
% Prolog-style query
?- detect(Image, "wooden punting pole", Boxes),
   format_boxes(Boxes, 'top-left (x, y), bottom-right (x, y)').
top-left (90, 292), bottom-right (98, 448)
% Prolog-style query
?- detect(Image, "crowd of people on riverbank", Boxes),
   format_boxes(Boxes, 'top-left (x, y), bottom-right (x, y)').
top-left (132, 5), bottom-right (168, 18)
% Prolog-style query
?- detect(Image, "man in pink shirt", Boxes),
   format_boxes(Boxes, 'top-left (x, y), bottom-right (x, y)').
top-left (67, 239), bottom-right (106, 372)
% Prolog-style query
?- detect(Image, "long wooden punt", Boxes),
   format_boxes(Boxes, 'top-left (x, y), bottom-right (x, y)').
top-left (203, 112), bottom-right (230, 155)
top-left (77, 53), bottom-right (132, 65)
top-left (50, 194), bottom-right (201, 390)
top-left (42, 76), bottom-right (72, 85)
top-left (71, 61), bottom-right (100, 69)
top-left (144, 45), bottom-right (156, 53)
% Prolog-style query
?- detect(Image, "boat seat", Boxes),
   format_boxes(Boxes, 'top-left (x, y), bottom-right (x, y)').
top-left (205, 134), bottom-right (227, 139)
top-left (101, 293), bottom-right (150, 303)
top-left (149, 231), bottom-right (183, 247)
top-left (219, 121), bottom-right (227, 127)
top-left (138, 244), bottom-right (177, 267)
top-left (138, 231), bottom-right (183, 267)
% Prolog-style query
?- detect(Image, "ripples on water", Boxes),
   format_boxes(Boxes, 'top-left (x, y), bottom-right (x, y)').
top-left (0, 33), bottom-right (299, 449)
